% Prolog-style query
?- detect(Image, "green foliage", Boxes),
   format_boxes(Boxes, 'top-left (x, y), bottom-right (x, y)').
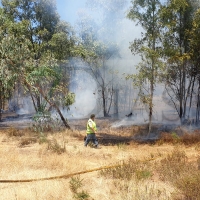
top-left (135, 169), bottom-right (152, 180)
top-left (0, 1), bottom-right (76, 127)
top-left (171, 132), bottom-right (180, 143)
top-left (38, 132), bottom-right (48, 144)
top-left (70, 176), bottom-right (84, 193)
top-left (64, 92), bottom-right (75, 107)
top-left (159, 0), bottom-right (196, 121)
top-left (127, 0), bottom-right (163, 134)
top-left (69, 176), bottom-right (90, 200)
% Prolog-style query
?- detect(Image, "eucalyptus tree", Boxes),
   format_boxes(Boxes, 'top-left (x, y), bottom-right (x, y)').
top-left (189, 8), bottom-right (200, 123)
top-left (0, 8), bottom-right (16, 120)
top-left (0, 29), bottom-right (73, 128)
top-left (1, 0), bottom-right (75, 112)
top-left (160, 0), bottom-right (195, 123)
top-left (127, 0), bottom-right (163, 134)
top-left (0, 0), bottom-right (76, 128)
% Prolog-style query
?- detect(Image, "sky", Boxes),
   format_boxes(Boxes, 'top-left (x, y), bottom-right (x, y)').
top-left (56, 0), bottom-right (87, 25)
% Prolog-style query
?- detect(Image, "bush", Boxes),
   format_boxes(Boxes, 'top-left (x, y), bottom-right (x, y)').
top-left (158, 132), bottom-right (180, 145)
top-left (7, 127), bottom-right (24, 137)
top-left (157, 148), bottom-right (191, 182)
top-left (69, 176), bottom-right (90, 200)
top-left (182, 132), bottom-right (200, 145)
top-left (31, 112), bottom-right (65, 133)
top-left (47, 138), bottom-right (66, 154)
top-left (158, 131), bottom-right (200, 145)
top-left (100, 159), bottom-right (152, 181)
top-left (175, 171), bottom-right (200, 200)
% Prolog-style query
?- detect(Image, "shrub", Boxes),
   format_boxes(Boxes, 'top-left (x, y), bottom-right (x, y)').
top-left (182, 132), bottom-right (200, 145)
top-left (158, 132), bottom-right (180, 145)
top-left (158, 131), bottom-right (200, 145)
top-left (7, 127), bottom-right (24, 137)
top-left (47, 138), bottom-right (65, 154)
top-left (18, 137), bottom-right (37, 147)
top-left (175, 171), bottom-right (200, 200)
top-left (69, 176), bottom-right (90, 200)
top-left (157, 148), bottom-right (190, 182)
top-left (31, 112), bottom-right (65, 133)
top-left (100, 159), bottom-right (152, 181)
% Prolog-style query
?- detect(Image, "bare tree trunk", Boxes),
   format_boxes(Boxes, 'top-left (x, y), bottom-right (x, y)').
top-left (148, 6), bottom-right (155, 136)
top-left (0, 81), bottom-right (3, 121)
top-left (26, 84), bottom-right (38, 112)
top-left (196, 79), bottom-right (200, 124)
top-left (102, 87), bottom-right (107, 117)
top-left (148, 79), bottom-right (154, 135)
top-left (0, 86), bottom-right (2, 122)
top-left (188, 76), bottom-right (196, 117)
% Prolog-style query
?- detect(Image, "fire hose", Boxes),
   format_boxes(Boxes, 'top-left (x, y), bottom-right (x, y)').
top-left (0, 156), bottom-right (158, 183)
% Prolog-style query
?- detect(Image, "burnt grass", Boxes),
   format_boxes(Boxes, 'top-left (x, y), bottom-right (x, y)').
top-left (1, 113), bottom-right (200, 146)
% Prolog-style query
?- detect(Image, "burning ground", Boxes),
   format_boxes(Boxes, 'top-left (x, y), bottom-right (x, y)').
top-left (0, 117), bottom-right (200, 200)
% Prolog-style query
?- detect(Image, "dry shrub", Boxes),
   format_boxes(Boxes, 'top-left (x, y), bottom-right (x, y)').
top-left (157, 148), bottom-right (200, 199)
top-left (158, 132), bottom-right (181, 145)
top-left (158, 131), bottom-right (200, 145)
top-left (112, 179), bottom-right (173, 200)
top-left (18, 137), bottom-right (37, 147)
top-left (175, 171), bottom-right (200, 200)
top-left (181, 131), bottom-right (200, 145)
top-left (7, 127), bottom-right (25, 137)
top-left (158, 148), bottom-right (191, 182)
top-left (47, 138), bottom-right (66, 154)
top-left (100, 159), bottom-right (152, 181)
top-left (197, 156), bottom-right (200, 170)
top-left (70, 129), bottom-right (83, 139)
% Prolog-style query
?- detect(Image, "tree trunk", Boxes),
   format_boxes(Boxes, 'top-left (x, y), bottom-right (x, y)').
top-left (196, 79), bottom-right (200, 124)
top-left (53, 103), bottom-right (70, 129)
top-left (0, 81), bottom-right (3, 121)
top-left (102, 89), bottom-right (107, 117)
top-left (148, 79), bottom-right (154, 135)
top-left (29, 82), bottom-right (71, 129)
top-left (0, 89), bottom-right (2, 122)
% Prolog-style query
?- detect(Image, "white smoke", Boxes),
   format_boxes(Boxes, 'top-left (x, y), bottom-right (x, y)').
top-left (65, 69), bottom-right (98, 119)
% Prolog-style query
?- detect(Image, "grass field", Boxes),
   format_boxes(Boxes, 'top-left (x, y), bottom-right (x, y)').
top-left (0, 119), bottom-right (199, 200)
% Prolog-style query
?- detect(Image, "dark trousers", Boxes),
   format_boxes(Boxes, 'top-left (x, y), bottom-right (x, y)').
top-left (84, 133), bottom-right (98, 147)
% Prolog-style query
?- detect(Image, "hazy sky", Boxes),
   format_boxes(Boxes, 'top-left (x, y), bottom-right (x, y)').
top-left (56, 0), bottom-right (87, 25)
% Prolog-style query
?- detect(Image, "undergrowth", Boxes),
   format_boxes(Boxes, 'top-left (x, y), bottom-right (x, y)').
top-left (158, 131), bottom-right (200, 145)
top-left (100, 159), bottom-right (152, 181)
top-left (69, 176), bottom-right (91, 200)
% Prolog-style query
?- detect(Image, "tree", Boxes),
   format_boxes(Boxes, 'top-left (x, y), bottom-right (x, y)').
top-left (0, 7), bottom-right (28, 120)
top-left (127, 0), bottom-right (163, 134)
top-left (0, 1), bottom-right (76, 128)
top-left (160, 0), bottom-right (195, 123)
top-left (189, 8), bottom-right (200, 123)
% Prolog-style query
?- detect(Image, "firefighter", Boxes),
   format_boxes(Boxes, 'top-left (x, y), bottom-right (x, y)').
top-left (84, 114), bottom-right (99, 148)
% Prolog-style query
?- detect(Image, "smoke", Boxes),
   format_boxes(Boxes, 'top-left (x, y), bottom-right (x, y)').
top-left (9, 96), bottom-right (35, 115)
top-left (9, 0), bottom-right (193, 127)
top-left (63, 60), bottom-right (98, 119)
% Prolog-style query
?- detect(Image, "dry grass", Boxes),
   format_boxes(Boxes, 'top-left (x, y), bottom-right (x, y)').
top-left (158, 130), bottom-right (200, 145)
top-left (0, 122), bottom-right (199, 200)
